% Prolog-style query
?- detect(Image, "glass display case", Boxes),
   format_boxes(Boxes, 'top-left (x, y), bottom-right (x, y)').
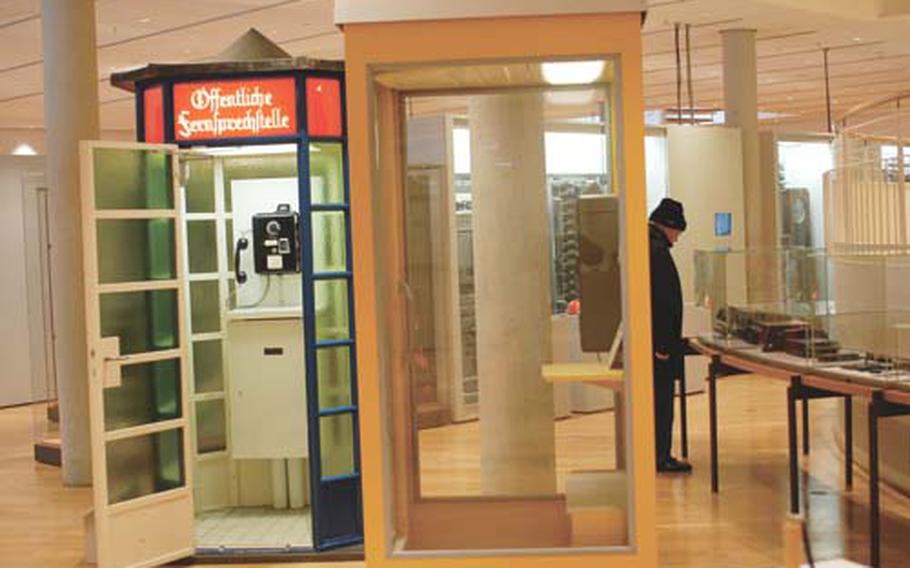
top-left (694, 247), bottom-right (910, 390)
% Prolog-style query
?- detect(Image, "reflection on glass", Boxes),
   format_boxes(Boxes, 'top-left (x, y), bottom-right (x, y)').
top-left (315, 280), bottom-right (349, 341)
top-left (187, 220), bottom-right (217, 274)
top-left (97, 219), bottom-right (175, 283)
top-left (106, 428), bottom-right (184, 504)
top-left (104, 359), bottom-right (181, 431)
top-left (95, 148), bottom-right (172, 210)
top-left (317, 346), bottom-right (352, 410)
top-left (190, 280), bottom-right (221, 333)
top-left (193, 340), bottom-right (223, 393)
top-left (195, 400), bottom-right (227, 453)
top-left (320, 413), bottom-right (355, 478)
top-left (310, 143), bottom-right (345, 204)
top-left (100, 290), bottom-right (178, 354)
top-left (313, 212), bottom-right (347, 272)
top-left (185, 158), bottom-right (215, 213)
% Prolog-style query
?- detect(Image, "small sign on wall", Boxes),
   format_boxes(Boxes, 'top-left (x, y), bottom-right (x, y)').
top-left (715, 212), bottom-right (732, 237)
top-left (172, 77), bottom-right (297, 141)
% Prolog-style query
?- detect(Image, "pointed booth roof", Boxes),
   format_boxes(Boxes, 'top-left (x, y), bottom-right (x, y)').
top-left (110, 28), bottom-right (342, 92)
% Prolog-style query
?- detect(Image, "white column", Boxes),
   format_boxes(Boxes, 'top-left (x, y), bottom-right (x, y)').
top-left (723, 28), bottom-right (778, 302)
top-left (469, 93), bottom-right (556, 496)
top-left (41, 0), bottom-right (100, 485)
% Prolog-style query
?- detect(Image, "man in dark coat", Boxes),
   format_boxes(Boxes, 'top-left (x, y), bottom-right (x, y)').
top-left (649, 198), bottom-right (692, 473)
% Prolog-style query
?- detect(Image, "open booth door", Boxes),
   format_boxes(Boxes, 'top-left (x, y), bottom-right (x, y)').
top-left (81, 141), bottom-right (195, 567)
top-left (304, 137), bottom-right (364, 550)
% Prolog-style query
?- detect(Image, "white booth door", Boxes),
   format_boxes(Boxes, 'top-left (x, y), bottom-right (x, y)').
top-left (81, 141), bottom-right (196, 568)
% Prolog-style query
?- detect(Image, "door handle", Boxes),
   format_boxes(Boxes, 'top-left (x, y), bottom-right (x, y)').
top-left (97, 337), bottom-right (125, 388)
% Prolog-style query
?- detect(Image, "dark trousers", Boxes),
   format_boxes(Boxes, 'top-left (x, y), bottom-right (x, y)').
top-left (653, 355), bottom-right (677, 464)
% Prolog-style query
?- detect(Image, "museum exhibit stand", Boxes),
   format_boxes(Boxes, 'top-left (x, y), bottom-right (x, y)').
top-left (76, 31), bottom-right (363, 567)
top-left (339, 2), bottom-right (658, 567)
top-left (689, 247), bottom-right (910, 567)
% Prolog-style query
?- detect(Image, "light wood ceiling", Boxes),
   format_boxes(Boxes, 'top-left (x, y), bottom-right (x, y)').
top-left (0, 0), bottom-right (908, 151)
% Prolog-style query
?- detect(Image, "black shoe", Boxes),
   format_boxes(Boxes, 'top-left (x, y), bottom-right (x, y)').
top-left (657, 457), bottom-right (693, 474)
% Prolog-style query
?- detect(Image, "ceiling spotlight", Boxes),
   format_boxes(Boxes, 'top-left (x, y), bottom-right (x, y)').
top-left (12, 143), bottom-right (37, 156)
top-left (138, 17), bottom-right (151, 24)
top-left (853, 37), bottom-right (862, 41)
top-left (542, 61), bottom-right (606, 85)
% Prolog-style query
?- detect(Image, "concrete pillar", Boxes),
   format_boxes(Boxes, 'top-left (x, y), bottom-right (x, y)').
top-left (469, 93), bottom-right (556, 496)
top-left (723, 29), bottom-right (779, 303)
top-left (41, 0), bottom-right (100, 485)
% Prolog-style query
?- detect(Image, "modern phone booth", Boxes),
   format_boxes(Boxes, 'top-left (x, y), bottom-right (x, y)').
top-left (80, 32), bottom-right (362, 566)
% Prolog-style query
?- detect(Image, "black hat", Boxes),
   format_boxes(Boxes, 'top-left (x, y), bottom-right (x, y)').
top-left (649, 198), bottom-right (687, 231)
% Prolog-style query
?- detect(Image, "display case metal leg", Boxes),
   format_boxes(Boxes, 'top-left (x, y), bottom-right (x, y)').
top-left (868, 395), bottom-right (881, 568)
top-left (844, 395), bottom-right (853, 490)
top-left (709, 356), bottom-right (719, 494)
top-left (679, 365), bottom-right (689, 460)
top-left (802, 396), bottom-right (810, 456)
top-left (787, 378), bottom-right (800, 515)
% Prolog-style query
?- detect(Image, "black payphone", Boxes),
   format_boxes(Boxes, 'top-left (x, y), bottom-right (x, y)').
top-left (234, 203), bottom-right (301, 285)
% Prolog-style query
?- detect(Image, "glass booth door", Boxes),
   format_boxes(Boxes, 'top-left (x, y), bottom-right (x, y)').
top-left (82, 141), bottom-right (195, 568)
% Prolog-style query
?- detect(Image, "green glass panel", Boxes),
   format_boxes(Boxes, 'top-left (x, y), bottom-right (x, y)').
top-left (226, 219), bottom-right (235, 272)
top-left (187, 221), bottom-right (217, 274)
top-left (97, 219), bottom-right (175, 283)
top-left (100, 290), bottom-right (178, 355)
top-left (315, 279), bottom-right (349, 341)
top-left (222, 152), bottom-right (298, 213)
top-left (94, 148), bottom-right (172, 210)
top-left (317, 346), bottom-right (352, 410)
top-left (190, 280), bottom-right (221, 333)
top-left (310, 143), bottom-right (345, 204)
top-left (227, 280), bottom-right (237, 311)
top-left (312, 211), bottom-right (347, 273)
top-left (193, 340), bottom-right (224, 394)
top-left (185, 158), bottom-right (215, 213)
top-left (195, 400), bottom-right (227, 454)
top-left (106, 428), bottom-right (184, 505)
top-left (320, 413), bottom-right (355, 478)
top-left (103, 359), bottom-right (181, 431)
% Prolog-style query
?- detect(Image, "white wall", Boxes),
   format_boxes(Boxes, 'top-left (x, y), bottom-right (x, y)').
top-left (0, 156), bottom-right (46, 407)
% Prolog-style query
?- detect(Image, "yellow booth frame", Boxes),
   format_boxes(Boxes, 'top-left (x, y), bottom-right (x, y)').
top-left (344, 11), bottom-right (658, 568)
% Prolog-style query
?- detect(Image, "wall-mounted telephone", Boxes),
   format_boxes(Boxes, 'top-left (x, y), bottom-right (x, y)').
top-left (234, 204), bottom-right (300, 284)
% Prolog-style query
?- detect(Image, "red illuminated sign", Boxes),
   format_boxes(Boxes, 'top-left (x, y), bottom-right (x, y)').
top-left (306, 77), bottom-right (343, 137)
top-left (173, 77), bottom-right (297, 141)
top-left (143, 85), bottom-right (164, 143)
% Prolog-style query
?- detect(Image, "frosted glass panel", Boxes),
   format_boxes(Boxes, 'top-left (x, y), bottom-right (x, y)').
top-left (185, 158), bottom-right (215, 213)
top-left (190, 281), bottom-right (221, 333)
top-left (187, 220), bottom-right (217, 274)
top-left (193, 340), bottom-right (223, 394)
top-left (104, 359), bottom-right (181, 431)
top-left (100, 290), bottom-right (178, 355)
top-left (320, 413), bottom-right (355, 478)
top-left (106, 428), bottom-right (184, 505)
top-left (310, 143), bottom-right (345, 204)
top-left (195, 400), bottom-right (227, 454)
top-left (313, 212), bottom-right (347, 273)
top-left (317, 346), bottom-right (352, 410)
top-left (97, 219), bottom-right (176, 283)
top-left (315, 280), bottom-right (349, 341)
top-left (94, 148), bottom-right (172, 210)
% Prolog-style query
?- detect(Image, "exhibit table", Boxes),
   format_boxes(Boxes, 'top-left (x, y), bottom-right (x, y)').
top-left (688, 336), bottom-right (910, 568)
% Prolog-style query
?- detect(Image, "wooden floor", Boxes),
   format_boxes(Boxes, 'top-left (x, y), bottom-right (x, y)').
top-left (2, 376), bottom-right (909, 567)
